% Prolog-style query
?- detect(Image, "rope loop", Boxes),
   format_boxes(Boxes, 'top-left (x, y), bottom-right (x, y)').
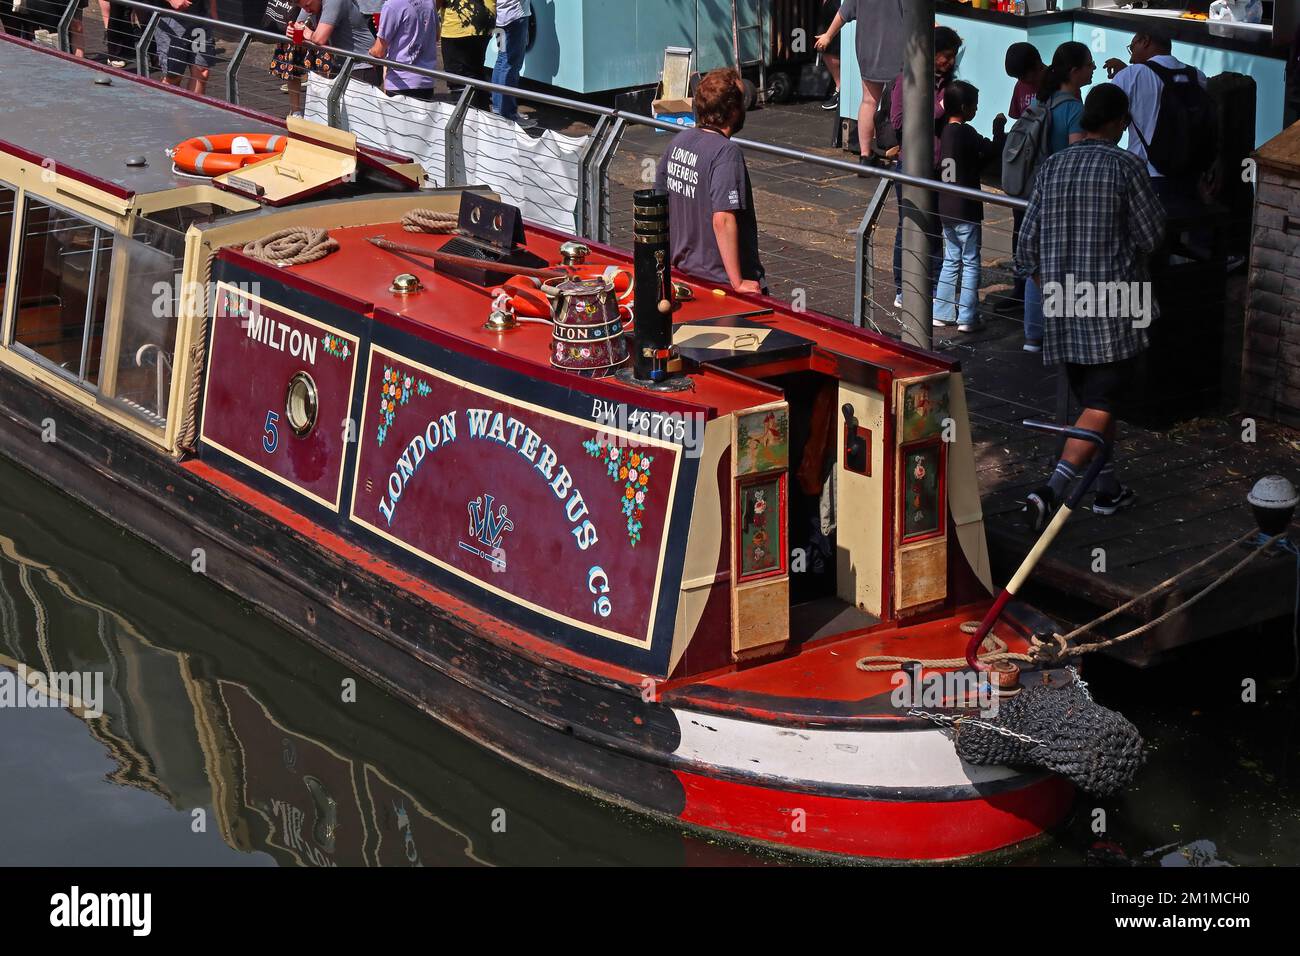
top-left (401, 209), bottom-right (458, 234)
top-left (243, 228), bottom-right (339, 267)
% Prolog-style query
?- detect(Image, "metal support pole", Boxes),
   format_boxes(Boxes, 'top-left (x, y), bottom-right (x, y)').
top-left (56, 0), bottom-right (78, 53)
top-left (135, 13), bottom-right (159, 78)
top-left (575, 114), bottom-right (611, 237)
top-left (900, 0), bottom-right (935, 349)
top-left (225, 33), bottom-right (251, 106)
top-left (853, 176), bottom-right (892, 330)
top-left (326, 57), bottom-right (356, 128)
top-left (592, 117), bottom-right (626, 246)
top-left (443, 84), bottom-right (474, 187)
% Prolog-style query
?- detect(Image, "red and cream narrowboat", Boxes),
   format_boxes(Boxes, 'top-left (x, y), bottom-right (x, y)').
top-left (0, 35), bottom-right (1078, 861)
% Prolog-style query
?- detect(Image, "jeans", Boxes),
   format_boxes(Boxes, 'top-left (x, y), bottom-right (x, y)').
top-left (891, 181), bottom-right (942, 300)
top-left (1024, 276), bottom-right (1043, 344)
top-left (491, 17), bottom-right (529, 119)
top-left (933, 222), bottom-right (981, 327)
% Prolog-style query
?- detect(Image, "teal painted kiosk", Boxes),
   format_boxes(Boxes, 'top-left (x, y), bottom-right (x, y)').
top-left (839, 0), bottom-right (1290, 147)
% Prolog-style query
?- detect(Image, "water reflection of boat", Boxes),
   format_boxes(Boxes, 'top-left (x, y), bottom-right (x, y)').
top-left (1, 459), bottom-right (750, 865)
top-left (0, 37), bottom-right (1078, 860)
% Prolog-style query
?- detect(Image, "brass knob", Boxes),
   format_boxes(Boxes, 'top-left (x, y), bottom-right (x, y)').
top-left (389, 273), bottom-right (423, 295)
top-left (559, 241), bottom-right (590, 267)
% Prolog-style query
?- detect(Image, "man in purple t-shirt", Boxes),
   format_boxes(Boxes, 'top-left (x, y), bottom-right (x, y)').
top-left (653, 69), bottom-right (766, 293)
top-left (370, 0), bottom-right (440, 99)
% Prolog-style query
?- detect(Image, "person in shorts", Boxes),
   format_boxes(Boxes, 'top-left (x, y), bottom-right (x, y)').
top-left (154, 0), bottom-right (217, 95)
top-left (1016, 84), bottom-right (1165, 528)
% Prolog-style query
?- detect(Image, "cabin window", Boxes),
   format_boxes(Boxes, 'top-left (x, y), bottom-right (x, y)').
top-left (11, 198), bottom-right (113, 386)
top-left (0, 185), bottom-right (15, 310)
top-left (99, 218), bottom-right (186, 428)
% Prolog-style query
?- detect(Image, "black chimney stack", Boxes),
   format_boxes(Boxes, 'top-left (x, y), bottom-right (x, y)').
top-left (630, 188), bottom-right (676, 383)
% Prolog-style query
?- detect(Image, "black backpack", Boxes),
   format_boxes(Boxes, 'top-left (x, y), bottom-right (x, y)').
top-left (1133, 61), bottom-right (1217, 178)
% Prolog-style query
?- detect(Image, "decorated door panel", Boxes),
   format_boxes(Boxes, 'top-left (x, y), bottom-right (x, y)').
top-left (730, 401), bottom-right (790, 660)
top-left (894, 374), bottom-right (950, 614)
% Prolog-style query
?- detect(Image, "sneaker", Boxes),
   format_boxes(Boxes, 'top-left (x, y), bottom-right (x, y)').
top-left (515, 115), bottom-right (540, 130)
top-left (1092, 485), bottom-right (1136, 515)
top-left (933, 316), bottom-right (957, 328)
top-left (1024, 485), bottom-right (1058, 533)
top-left (893, 292), bottom-right (903, 309)
top-left (821, 91), bottom-right (840, 111)
top-left (957, 320), bottom-right (981, 333)
top-left (1023, 339), bottom-right (1042, 353)
top-left (109, 58), bottom-right (127, 69)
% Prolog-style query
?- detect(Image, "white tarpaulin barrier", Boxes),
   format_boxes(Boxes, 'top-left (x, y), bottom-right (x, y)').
top-left (305, 73), bottom-right (588, 232)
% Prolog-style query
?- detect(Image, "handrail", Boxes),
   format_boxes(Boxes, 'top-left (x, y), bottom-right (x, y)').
top-left (60, 0), bottom-right (1027, 212)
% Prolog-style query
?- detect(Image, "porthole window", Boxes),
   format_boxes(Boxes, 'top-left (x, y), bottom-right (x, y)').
top-left (285, 371), bottom-right (318, 437)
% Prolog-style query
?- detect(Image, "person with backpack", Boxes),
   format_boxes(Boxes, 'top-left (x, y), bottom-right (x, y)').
top-left (994, 42), bottom-right (1046, 318)
top-left (1006, 41), bottom-right (1096, 351)
top-left (1104, 29), bottom-right (1211, 204)
top-left (1017, 84), bottom-right (1165, 530)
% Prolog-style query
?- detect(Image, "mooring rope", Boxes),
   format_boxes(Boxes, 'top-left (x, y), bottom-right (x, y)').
top-left (855, 530), bottom-right (1289, 673)
top-left (401, 209), bottom-right (458, 234)
top-left (242, 228), bottom-right (338, 267)
top-left (856, 625), bottom-right (1035, 671)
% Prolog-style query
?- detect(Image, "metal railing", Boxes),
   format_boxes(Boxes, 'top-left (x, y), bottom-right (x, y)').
top-left (39, 0), bottom-right (1029, 340)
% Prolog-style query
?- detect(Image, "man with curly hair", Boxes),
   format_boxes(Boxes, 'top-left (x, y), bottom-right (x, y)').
top-left (653, 69), bottom-right (766, 295)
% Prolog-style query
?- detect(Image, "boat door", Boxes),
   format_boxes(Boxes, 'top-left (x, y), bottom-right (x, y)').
top-left (836, 380), bottom-right (888, 618)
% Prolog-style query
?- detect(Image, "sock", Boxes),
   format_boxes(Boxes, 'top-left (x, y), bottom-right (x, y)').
top-left (1096, 462), bottom-right (1121, 497)
top-left (1046, 459), bottom-right (1078, 498)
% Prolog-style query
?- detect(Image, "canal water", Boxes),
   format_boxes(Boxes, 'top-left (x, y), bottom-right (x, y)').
top-left (1, 454), bottom-right (1297, 866)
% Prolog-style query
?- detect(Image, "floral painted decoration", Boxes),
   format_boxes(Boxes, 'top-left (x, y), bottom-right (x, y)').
top-left (583, 440), bottom-right (654, 546)
top-left (376, 365), bottom-right (432, 446)
top-left (321, 334), bottom-right (352, 360)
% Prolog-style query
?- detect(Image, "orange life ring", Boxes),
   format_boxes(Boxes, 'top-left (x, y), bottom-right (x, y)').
top-left (172, 133), bottom-right (288, 177)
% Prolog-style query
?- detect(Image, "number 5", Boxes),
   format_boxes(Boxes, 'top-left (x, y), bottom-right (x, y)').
top-left (263, 410), bottom-right (280, 453)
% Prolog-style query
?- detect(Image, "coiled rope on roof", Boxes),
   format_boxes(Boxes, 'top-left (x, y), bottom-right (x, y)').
top-left (401, 208), bottom-right (458, 234)
top-left (243, 228), bottom-right (339, 267)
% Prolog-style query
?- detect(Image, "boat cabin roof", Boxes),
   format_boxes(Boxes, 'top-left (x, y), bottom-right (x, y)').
top-left (216, 218), bottom-right (952, 415)
top-left (0, 36), bottom-right (417, 205)
top-left (0, 37), bottom-right (288, 198)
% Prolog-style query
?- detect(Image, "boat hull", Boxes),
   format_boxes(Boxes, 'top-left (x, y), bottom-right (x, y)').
top-left (0, 367), bottom-right (1074, 861)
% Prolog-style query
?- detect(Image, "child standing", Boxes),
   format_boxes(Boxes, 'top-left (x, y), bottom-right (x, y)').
top-left (933, 81), bottom-right (1006, 331)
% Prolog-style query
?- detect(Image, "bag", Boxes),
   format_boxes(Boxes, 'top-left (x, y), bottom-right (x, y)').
top-left (1000, 90), bottom-right (1068, 198)
top-left (262, 0), bottom-right (296, 32)
top-left (1133, 61), bottom-right (1217, 178)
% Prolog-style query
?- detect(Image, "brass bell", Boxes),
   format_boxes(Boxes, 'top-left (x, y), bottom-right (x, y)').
top-left (389, 273), bottom-right (423, 295)
top-left (559, 241), bottom-right (590, 268)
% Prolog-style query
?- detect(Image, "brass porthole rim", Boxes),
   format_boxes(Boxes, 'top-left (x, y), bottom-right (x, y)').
top-left (285, 370), bottom-right (319, 437)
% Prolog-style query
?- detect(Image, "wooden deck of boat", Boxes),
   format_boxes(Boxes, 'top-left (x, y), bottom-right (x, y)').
top-left (954, 321), bottom-right (1300, 666)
